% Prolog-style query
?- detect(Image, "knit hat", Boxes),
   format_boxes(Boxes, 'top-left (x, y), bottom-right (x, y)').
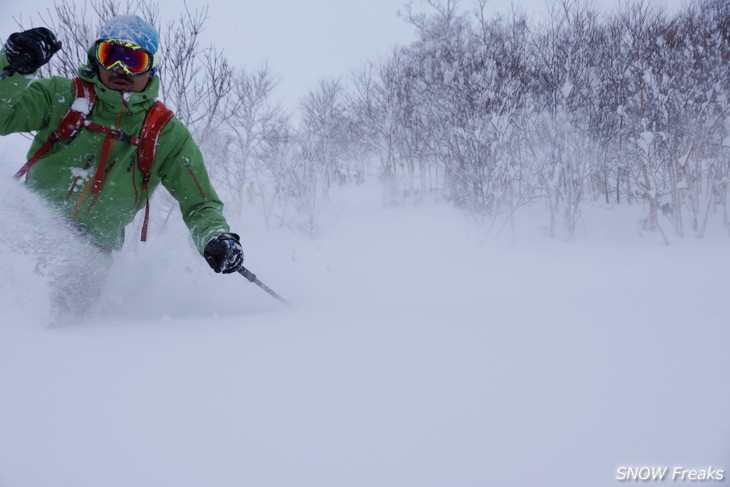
top-left (97, 15), bottom-right (159, 75)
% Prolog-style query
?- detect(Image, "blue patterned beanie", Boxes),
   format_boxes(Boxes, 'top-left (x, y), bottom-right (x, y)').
top-left (97, 15), bottom-right (159, 76)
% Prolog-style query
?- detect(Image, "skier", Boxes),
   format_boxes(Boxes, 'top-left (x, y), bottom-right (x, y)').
top-left (0, 16), bottom-right (245, 321)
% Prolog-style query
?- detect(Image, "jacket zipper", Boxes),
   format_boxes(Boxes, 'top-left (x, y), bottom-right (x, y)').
top-left (129, 153), bottom-right (141, 207)
top-left (183, 157), bottom-right (207, 199)
top-left (83, 107), bottom-right (125, 214)
top-left (66, 153), bottom-right (95, 202)
top-left (87, 158), bottom-right (118, 212)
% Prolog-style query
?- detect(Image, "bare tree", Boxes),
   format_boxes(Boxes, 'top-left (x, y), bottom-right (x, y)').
top-left (211, 65), bottom-right (288, 216)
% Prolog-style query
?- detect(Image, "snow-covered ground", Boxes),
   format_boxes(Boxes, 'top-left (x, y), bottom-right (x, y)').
top-left (1, 133), bottom-right (729, 487)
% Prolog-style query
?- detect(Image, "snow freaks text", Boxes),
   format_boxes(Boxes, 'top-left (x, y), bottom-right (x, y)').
top-left (616, 466), bottom-right (725, 482)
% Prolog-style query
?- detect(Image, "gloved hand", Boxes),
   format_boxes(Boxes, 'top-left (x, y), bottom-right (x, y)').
top-left (204, 233), bottom-right (244, 274)
top-left (3, 27), bottom-right (62, 75)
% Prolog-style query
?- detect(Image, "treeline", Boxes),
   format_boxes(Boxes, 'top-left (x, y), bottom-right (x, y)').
top-left (19, 0), bottom-right (730, 240)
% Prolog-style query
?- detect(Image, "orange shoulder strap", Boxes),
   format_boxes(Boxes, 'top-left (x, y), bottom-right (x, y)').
top-left (137, 101), bottom-right (175, 241)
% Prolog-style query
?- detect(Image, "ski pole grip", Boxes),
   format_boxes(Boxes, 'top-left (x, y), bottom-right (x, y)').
top-left (1, 53), bottom-right (34, 79)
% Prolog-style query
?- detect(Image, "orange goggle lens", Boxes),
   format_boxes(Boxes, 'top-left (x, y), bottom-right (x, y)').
top-left (95, 40), bottom-right (152, 75)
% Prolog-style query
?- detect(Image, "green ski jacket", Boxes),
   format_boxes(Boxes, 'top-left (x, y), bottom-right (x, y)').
top-left (0, 50), bottom-right (230, 254)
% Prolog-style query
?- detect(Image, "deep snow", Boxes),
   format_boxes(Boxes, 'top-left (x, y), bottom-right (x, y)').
top-left (1, 131), bottom-right (729, 487)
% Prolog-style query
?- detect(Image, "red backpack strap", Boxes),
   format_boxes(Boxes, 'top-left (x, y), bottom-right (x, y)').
top-left (69, 78), bottom-right (96, 112)
top-left (137, 101), bottom-right (175, 241)
top-left (15, 78), bottom-right (96, 180)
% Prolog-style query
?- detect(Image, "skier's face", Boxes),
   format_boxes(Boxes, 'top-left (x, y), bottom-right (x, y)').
top-left (98, 67), bottom-right (152, 92)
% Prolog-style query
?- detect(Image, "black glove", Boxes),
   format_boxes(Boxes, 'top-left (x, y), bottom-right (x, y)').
top-left (3, 27), bottom-right (62, 75)
top-left (204, 233), bottom-right (244, 274)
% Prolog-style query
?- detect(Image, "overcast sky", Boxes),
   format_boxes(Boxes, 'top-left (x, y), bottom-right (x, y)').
top-left (2, 0), bottom-right (692, 110)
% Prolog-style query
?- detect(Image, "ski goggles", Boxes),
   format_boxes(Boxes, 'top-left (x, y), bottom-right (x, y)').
top-left (94, 39), bottom-right (155, 75)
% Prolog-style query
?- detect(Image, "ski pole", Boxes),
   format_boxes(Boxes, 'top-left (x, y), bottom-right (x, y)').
top-left (238, 266), bottom-right (289, 305)
top-left (1, 54), bottom-right (32, 80)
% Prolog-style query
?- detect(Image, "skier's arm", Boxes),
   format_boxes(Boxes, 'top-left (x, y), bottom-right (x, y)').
top-left (0, 28), bottom-right (62, 134)
top-left (0, 51), bottom-right (64, 135)
top-left (156, 119), bottom-right (233, 255)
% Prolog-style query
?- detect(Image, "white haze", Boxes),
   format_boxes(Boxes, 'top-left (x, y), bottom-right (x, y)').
top-left (1, 128), bottom-right (729, 486)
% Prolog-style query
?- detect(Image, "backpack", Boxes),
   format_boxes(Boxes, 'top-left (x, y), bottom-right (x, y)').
top-left (15, 77), bottom-right (175, 242)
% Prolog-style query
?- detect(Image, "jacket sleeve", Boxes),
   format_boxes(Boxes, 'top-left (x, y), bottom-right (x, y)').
top-left (156, 118), bottom-right (232, 255)
top-left (0, 50), bottom-right (61, 136)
